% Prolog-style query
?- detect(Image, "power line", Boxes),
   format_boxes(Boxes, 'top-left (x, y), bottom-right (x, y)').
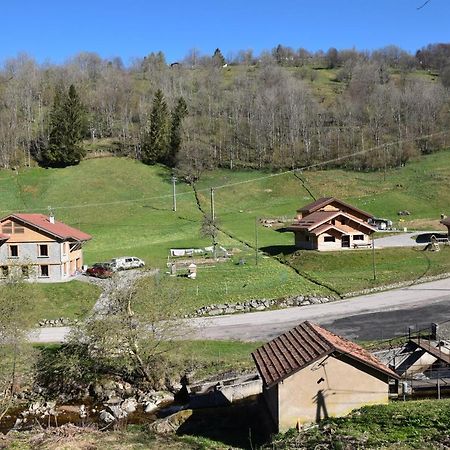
top-left (0, 129), bottom-right (449, 215)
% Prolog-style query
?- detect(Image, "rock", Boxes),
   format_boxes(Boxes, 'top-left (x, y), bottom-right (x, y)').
top-left (208, 309), bottom-right (223, 316)
top-left (224, 308), bottom-right (235, 314)
top-left (255, 305), bottom-right (266, 311)
top-left (107, 405), bottom-right (128, 420)
top-left (149, 409), bottom-right (193, 434)
top-left (145, 402), bottom-right (158, 413)
top-left (105, 395), bottom-right (122, 405)
top-left (121, 398), bottom-right (137, 414)
top-left (99, 410), bottom-right (115, 423)
top-left (300, 300), bottom-right (311, 306)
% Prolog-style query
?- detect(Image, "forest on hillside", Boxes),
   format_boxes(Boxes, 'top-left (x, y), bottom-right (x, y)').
top-left (1, 43), bottom-right (450, 176)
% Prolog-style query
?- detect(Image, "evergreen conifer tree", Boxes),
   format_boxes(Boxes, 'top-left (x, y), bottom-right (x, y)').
top-left (166, 97), bottom-right (188, 167)
top-left (212, 48), bottom-right (226, 67)
top-left (42, 84), bottom-right (86, 167)
top-left (141, 89), bottom-right (169, 165)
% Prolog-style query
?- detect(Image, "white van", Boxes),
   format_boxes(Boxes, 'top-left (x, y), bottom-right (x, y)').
top-left (110, 257), bottom-right (145, 271)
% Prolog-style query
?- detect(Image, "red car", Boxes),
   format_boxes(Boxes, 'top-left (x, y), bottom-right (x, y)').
top-left (86, 262), bottom-right (113, 279)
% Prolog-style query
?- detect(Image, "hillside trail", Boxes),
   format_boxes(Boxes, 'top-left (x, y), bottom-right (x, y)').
top-left (76, 268), bottom-right (159, 316)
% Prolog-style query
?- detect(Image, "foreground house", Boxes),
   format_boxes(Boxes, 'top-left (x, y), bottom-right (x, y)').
top-left (0, 213), bottom-right (91, 282)
top-left (252, 321), bottom-right (397, 431)
top-left (286, 197), bottom-right (377, 250)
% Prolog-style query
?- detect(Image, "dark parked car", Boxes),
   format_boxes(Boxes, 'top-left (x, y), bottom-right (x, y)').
top-left (86, 262), bottom-right (113, 279)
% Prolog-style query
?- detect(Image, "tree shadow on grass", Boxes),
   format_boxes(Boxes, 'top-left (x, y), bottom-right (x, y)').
top-left (176, 395), bottom-right (274, 449)
top-left (415, 233), bottom-right (448, 244)
top-left (260, 245), bottom-right (298, 257)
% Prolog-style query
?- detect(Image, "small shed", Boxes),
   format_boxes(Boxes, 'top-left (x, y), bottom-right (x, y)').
top-left (252, 321), bottom-right (398, 432)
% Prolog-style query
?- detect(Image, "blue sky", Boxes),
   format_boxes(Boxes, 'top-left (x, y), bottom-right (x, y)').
top-left (1, 0), bottom-right (449, 65)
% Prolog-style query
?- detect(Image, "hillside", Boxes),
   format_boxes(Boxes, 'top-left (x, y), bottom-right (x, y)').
top-left (2, 151), bottom-right (450, 312)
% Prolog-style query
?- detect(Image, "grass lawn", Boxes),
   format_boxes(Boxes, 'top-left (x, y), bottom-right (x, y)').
top-left (172, 340), bottom-right (260, 379)
top-left (270, 399), bottom-right (450, 449)
top-left (288, 246), bottom-right (450, 295)
top-left (2, 150), bottom-right (450, 315)
top-left (32, 281), bottom-right (101, 322)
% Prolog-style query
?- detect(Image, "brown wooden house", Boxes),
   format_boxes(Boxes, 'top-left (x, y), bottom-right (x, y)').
top-left (286, 197), bottom-right (377, 251)
top-left (252, 321), bottom-right (398, 431)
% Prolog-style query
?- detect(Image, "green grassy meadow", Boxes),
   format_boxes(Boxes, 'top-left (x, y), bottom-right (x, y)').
top-left (2, 149), bottom-right (450, 315)
top-left (270, 399), bottom-right (450, 449)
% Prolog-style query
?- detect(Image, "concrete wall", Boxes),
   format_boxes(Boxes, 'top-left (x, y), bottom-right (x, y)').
top-left (266, 354), bottom-right (390, 432)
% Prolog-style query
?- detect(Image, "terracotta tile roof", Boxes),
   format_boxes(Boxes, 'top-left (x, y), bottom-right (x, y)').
top-left (1, 214), bottom-right (92, 241)
top-left (252, 321), bottom-right (398, 387)
top-left (297, 197), bottom-right (373, 219)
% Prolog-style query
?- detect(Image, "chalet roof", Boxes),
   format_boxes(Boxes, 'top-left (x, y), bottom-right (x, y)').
top-left (0, 214), bottom-right (92, 242)
top-left (287, 210), bottom-right (377, 234)
top-left (252, 321), bottom-right (398, 387)
top-left (0, 233), bottom-right (9, 241)
top-left (297, 197), bottom-right (373, 219)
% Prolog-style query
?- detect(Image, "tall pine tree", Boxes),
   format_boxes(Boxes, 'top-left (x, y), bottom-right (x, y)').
top-left (141, 89), bottom-right (169, 165)
top-left (42, 85), bottom-right (86, 167)
top-left (212, 48), bottom-right (226, 67)
top-left (166, 97), bottom-right (188, 167)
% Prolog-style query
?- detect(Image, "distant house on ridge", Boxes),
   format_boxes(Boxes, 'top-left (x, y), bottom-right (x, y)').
top-left (0, 213), bottom-right (91, 282)
top-left (286, 197), bottom-right (377, 250)
top-left (252, 321), bottom-right (398, 432)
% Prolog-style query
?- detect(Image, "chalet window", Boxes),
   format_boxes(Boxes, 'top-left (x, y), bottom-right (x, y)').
top-left (38, 244), bottom-right (49, 257)
top-left (0, 266), bottom-right (8, 277)
top-left (2, 222), bottom-right (24, 234)
top-left (39, 265), bottom-right (49, 278)
top-left (2, 222), bottom-right (12, 234)
top-left (22, 266), bottom-right (29, 278)
top-left (331, 219), bottom-right (335, 225)
top-left (9, 245), bottom-right (18, 258)
top-left (353, 235), bottom-right (364, 241)
top-left (14, 225), bottom-right (24, 234)
top-left (341, 218), bottom-right (348, 225)
top-left (324, 236), bottom-right (335, 242)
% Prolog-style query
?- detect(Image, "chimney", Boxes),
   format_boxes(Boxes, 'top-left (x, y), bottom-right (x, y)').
top-left (49, 213), bottom-right (55, 224)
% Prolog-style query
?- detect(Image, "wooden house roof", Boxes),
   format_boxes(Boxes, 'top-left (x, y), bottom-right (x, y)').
top-left (297, 197), bottom-right (373, 219)
top-left (252, 321), bottom-right (398, 387)
top-left (287, 210), bottom-right (377, 235)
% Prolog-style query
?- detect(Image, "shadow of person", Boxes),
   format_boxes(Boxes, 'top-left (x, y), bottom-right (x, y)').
top-left (313, 389), bottom-right (329, 423)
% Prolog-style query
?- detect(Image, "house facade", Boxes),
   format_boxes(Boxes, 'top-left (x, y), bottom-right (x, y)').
top-left (287, 197), bottom-right (377, 251)
top-left (252, 321), bottom-right (397, 432)
top-left (0, 213), bottom-right (91, 282)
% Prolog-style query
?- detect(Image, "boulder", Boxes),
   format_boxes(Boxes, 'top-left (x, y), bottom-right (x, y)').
top-left (121, 398), bottom-right (137, 414)
top-left (144, 401), bottom-right (158, 413)
top-left (149, 409), bottom-right (193, 434)
top-left (99, 410), bottom-right (115, 423)
top-left (107, 405), bottom-right (128, 420)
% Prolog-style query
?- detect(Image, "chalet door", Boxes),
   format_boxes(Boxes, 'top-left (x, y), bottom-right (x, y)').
top-left (341, 235), bottom-right (350, 248)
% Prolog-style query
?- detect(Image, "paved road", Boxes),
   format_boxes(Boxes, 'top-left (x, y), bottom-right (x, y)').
top-left (374, 231), bottom-right (447, 248)
top-left (31, 277), bottom-right (450, 343)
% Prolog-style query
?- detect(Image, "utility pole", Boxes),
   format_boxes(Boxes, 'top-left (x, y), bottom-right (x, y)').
top-left (255, 217), bottom-right (259, 266)
top-left (171, 176), bottom-right (177, 212)
top-left (372, 235), bottom-right (377, 280)
top-left (210, 188), bottom-right (215, 221)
